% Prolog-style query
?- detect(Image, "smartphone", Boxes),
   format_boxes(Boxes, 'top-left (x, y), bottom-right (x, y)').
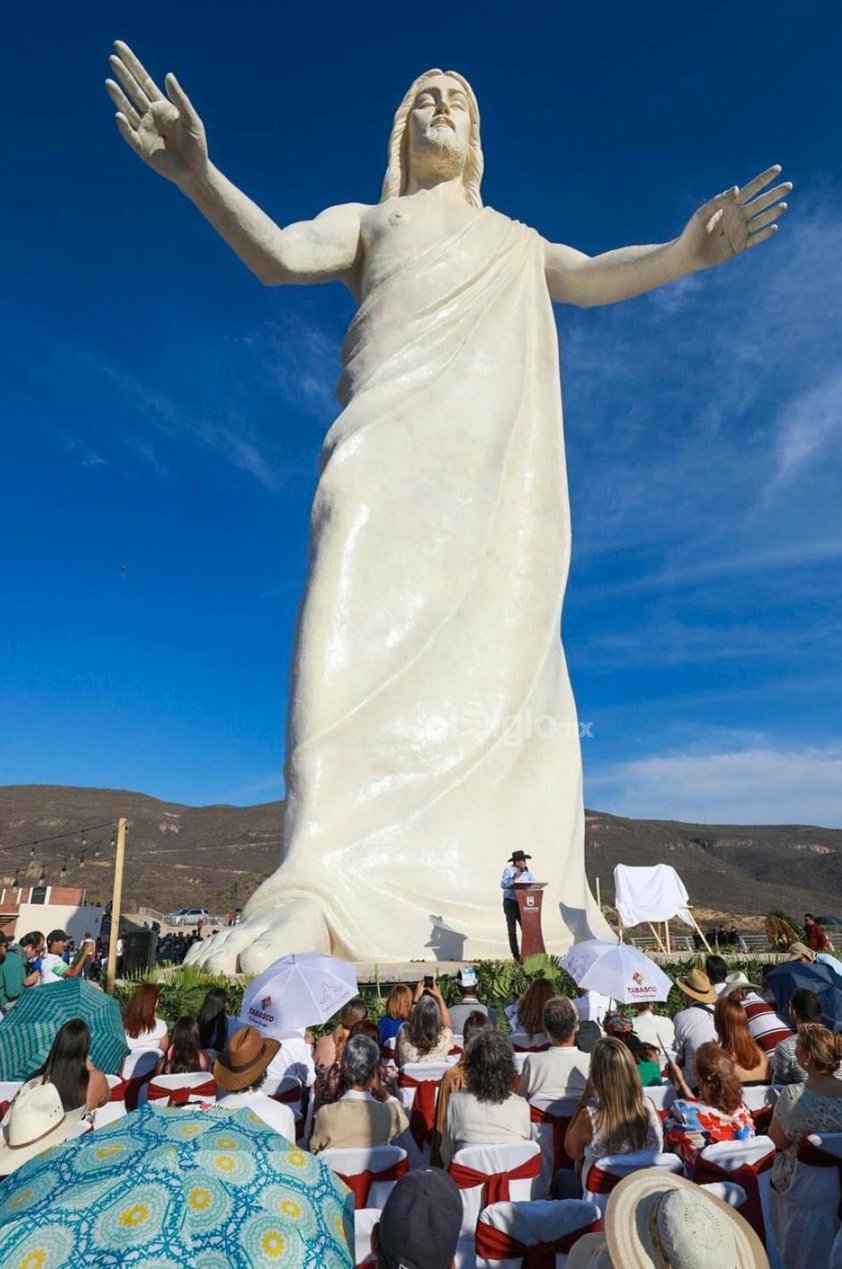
top-left (423, 975), bottom-right (435, 988)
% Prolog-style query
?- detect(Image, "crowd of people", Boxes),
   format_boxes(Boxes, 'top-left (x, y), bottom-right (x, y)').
top-left (0, 934), bottom-right (841, 1266)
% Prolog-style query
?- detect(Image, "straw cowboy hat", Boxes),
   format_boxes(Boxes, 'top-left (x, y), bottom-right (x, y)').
top-left (0, 1082), bottom-right (87, 1176)
top-left (674, 968), bottom-right (717, 1004)
top-left (212, 1025), bottom-right (280, 1093)
top-left (567, 1170), bottom-right (768, 1269)
top-left (789, 942), bottom-right (817, 963)
top-left (720, 970), bottom-right (763, 996)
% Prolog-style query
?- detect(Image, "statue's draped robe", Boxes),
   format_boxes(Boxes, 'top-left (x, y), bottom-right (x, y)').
top-left (247, 207), bottom-right (610, 958)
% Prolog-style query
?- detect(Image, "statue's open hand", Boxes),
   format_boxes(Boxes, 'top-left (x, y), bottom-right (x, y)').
top-left (106, 42), bottom-right (208, 186)
top-left (679, 165), bottom-right (792, 272)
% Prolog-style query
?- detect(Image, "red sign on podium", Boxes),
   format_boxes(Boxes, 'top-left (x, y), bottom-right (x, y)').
top-left (513, 881), bottom-right (548, 958)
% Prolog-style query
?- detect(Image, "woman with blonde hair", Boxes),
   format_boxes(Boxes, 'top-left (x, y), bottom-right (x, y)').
top-left (313, 997), bottom-right (367, 1109)
top-left (769, 1023), bottom-right (842, 1193)
top-left (714, 994), bottom-right (770, 1083)
top-left (378, 983), bottom-right (413, 1047)
top-left (665, 1042), bottom-right (755, 1166)
top-left (556, 1036), bottom-right (662, 1197)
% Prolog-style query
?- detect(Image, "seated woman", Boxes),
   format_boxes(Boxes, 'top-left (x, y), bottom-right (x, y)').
top-left (665, 1042), bottom-right (755, 1166)
top-left (604, 1012), bottom-right (663, 1086)
top-left (441, 1030), bottom-right (530, 1166)
top-left (431, 1011), bottom-right (494, 1167)
top-left (395, 984), bottom-right (453, 1066)
top-left (28, 1018), bottom-right (109, 1112)
top-left (196, 987), bottom-right (230, 1055)
top-left (122, 982), bottom-right (169, 1052)
top-left (313, 998), bottom-right (367, 1109)
top-left (348, 1019), bottom-right (399, 1100)
top-left (378, 984), bottom-right (413, 1047)
top-left (558, 1036), bottom-right (662, 1197)
top-left (769, 1023), bottom-right (842, 1194)
top-left (714, 995), bottom-right (771, 1084)
top-left (507, 978), bottom-right (555, 1047)
top-left (310, 1035), bottom-right (409, 1152)
top-left (156, 1015), bottom-right (212, 1075)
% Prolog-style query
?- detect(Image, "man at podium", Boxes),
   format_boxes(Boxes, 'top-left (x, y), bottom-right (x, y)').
top-left (500, 850), bottom-right (535, 960)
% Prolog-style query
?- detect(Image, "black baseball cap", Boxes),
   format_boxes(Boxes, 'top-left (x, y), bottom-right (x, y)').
top-left (46, 929), bottom-right (69, 945)
top-left (377, 1171), bottom-right (462, 1269)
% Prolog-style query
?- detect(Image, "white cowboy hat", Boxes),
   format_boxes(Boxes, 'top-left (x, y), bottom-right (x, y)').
top-left (720, 970), bottom-right (763, 996)
top-left (590, 1170), bottom-right (768, 1269)
top-left (0, 1082), bottom-right (87, 1176)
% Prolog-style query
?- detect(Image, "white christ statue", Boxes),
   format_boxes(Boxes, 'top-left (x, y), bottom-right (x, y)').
top-left (106, 46), bottom-right (790, 973)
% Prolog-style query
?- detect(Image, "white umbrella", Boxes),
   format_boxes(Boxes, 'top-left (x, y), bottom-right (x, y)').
top-left (239, 951), bottom-right (358, 1039)
top-left (561, 938), bottom-right (672, 1003)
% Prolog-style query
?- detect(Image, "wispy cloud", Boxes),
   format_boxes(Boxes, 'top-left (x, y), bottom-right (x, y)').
top-left (588, 741), bottom-right (842, 826)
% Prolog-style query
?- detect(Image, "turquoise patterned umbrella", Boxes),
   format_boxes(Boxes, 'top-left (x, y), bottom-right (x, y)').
top-left (0, 979), bottom-right (128, 1078)
top-left (0, 1103), bottom-right (354, 1268)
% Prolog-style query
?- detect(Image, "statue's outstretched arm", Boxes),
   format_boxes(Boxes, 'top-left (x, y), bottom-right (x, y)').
top-left (545, 166), bottom-right (791, 308)
top-left (106, 42), bottom-right (361, 287)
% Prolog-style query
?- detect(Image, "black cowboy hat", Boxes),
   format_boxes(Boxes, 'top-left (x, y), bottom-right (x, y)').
top-left (508, 851), bottom-right (532, 863)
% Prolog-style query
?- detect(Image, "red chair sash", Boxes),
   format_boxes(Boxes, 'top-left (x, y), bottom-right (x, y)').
top-left (270, 1085), bottom-right (302, 1105)
top-left (476, 1218), bottom-right (602, 1268)
top-left (529, 1104), bottom-right (573, 1172)
top-left (112, 1067), bottom-right (156, 1112)
top-left (147, 1077), bottom-right (216, 1105)
top-left (398, 1073), bottom-right (440, 1148)
top-left (750, 1106), bottom-right (773, 1134)
top-left (512, 1043), bottom-right (550, 1054)
top-left (0, 1101), bottom-right (9, 1117)
top-left (336, 1156), bottom-right (409, 1209)
top-left (584, 1163), bottom-right (623, 1196)
top-left (797, 1136), bottom-right (842, 1220)
top-left (449, 1151), bottom-right (541, 1209)
top-left (692, 1148), bottom-right (775, 1245)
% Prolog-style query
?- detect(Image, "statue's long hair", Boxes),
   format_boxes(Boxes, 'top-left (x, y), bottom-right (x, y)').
top-left (380, 69), bottom-right (484, 208)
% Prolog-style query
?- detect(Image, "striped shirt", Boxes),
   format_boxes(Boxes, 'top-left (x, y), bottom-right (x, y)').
top-left (742, 993), bottom-right (793, 1055)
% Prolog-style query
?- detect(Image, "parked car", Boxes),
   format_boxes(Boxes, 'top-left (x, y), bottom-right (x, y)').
top-left (167, 906), bottom-right (211, 926)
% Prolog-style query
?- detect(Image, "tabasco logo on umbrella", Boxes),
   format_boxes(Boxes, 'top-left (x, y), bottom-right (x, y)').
top-left (628, 969), bottom-right (656, 999)
top-left (247, 994), bottom-right (276, 1026)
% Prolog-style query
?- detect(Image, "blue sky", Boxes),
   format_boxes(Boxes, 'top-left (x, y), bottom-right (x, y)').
top-left (2, 2), bottom-right (841, 824)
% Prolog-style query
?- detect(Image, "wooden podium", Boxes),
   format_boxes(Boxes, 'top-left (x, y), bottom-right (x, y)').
top-left (513, 881), bottom-right (548, 958)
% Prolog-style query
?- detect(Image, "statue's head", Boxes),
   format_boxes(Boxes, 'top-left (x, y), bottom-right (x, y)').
top-left (381, 69), bottom-right (483, 207)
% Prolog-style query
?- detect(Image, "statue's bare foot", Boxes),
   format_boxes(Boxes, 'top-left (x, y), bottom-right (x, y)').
top-left (183, 899), bottom-right (331, 975)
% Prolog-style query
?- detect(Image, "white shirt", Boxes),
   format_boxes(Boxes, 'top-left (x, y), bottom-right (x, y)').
top-left (501, 865), bottom-right (536, 901)
top-left (673, 1003), bottom-right (716, 1076)
top-left (125, 1018), bottom-right (168, 1051)
top-left (216, 1090), bottom-right (296, 1141)
top-left (632, 1009), bottom-right (676, 1057)
top-left (575, 992), bottom-right (611, 1027)
top-left (519, 1046), bottom-right (591, 1100)
top-left (39, 952), bottom-right (69, 984)
top-left (265, 1031), bottom-right (316, 1089)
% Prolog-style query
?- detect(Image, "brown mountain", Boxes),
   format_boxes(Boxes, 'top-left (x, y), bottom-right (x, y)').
top-left (0, 785), bottom-right (839, 920)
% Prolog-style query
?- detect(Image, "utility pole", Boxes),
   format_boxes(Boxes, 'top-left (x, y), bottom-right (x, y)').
top-left (105, 817), bottom-right (127, 995)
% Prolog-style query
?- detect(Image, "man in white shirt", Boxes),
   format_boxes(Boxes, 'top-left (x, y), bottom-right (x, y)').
top-left (40, 930), bottom-right (92, 985)
top-left (705, 955), bottom-right (729, 996)
top-left (520, 996), bottom-right (590, 1100)
top-left (632, 1002), bottom-right (676, 1057)
top-left (672, 969), bottom-right (717, 1085)
top-left (500, 850), bottom-right (535, 960)
top-left (449, 966), bottom-right (494, 1033)
top-left (213, 1025), bottom-right (296, 1140)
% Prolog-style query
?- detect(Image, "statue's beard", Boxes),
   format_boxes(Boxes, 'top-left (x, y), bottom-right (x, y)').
top-left (409, 126), bottom-right (468, 185)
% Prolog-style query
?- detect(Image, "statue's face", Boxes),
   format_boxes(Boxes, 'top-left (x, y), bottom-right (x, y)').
top-left (407, 73), bottom-right (472, 182)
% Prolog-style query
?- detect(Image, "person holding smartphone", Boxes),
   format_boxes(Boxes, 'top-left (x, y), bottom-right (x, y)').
top-left (40, 931), bottom-right (95, 985)
top-left (395, 978), bottom-right (454, 1065)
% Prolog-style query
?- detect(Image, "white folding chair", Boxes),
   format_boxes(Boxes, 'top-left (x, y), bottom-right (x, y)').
top-left (319, 1145), bottom-right (408, 1211)
top-left (448, 1141), bottom-right (542, 1269)
top-left (771, 1131), bottom-right (842, 1269)
top-left (739, 1084), bottom-right (783, 1133)
top-left (147, 1071), bottom-right (217, 1105)
top-left (93, 1073), bottom-right (129, 1128)
top-left (262, 1075), bottom-right (305, 1125)
top-left (475, 1198), bottom-right (601, 1267)
top-left (643, 1084), bottom-right (677, 1120)
top-left (582, 1150), bottom-right (683, 1215)
top-left (528, 1095), bottom-right (579, 1198)
top-left (118, 1047), bottom-right (160, 1109)
top-left (510, 1034), bottom-right (549, 1054)
top-left (693, 1135), bottom-right (781, 1267)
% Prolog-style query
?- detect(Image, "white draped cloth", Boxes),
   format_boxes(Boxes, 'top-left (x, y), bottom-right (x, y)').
top-left (614, 864), bottom-right (693, 928)
top-left (243, 208), bottom-right (610, 959)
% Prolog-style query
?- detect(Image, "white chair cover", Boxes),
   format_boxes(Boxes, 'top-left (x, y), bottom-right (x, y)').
top-left (119, 1047), bottom-right (161, 1107)
top-left (699, 1181), bottom-right (748, 1209)
top-left (147, 1070), bottom-right (217, 1106)
top-left (643, 1084), bottom-right (677, 1118)
top-left (0, 1081), bottom-right (23, 1110)
top-left (352, 1208), bottom-right (380, 1268)
top-left (696, 1136), bottom-right (782, 1268)
top-left (476, 1198), bottom-right (601, 1268)
top-left (319, 1145), bottom-right (408, 1211)
top-left (449, 1141), bottom-right (541, 1269)
top-left (93, 1073), bottom-right (128, 1128)
top-left (528, 1094), bottom-right (579, 1198)
top-left (771, 1130), bottom-right (842, 1269)
top-left (261, 1074), bottom-right (304, 1122)
top-left (582, 1150), bottom-right (683, 1215)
